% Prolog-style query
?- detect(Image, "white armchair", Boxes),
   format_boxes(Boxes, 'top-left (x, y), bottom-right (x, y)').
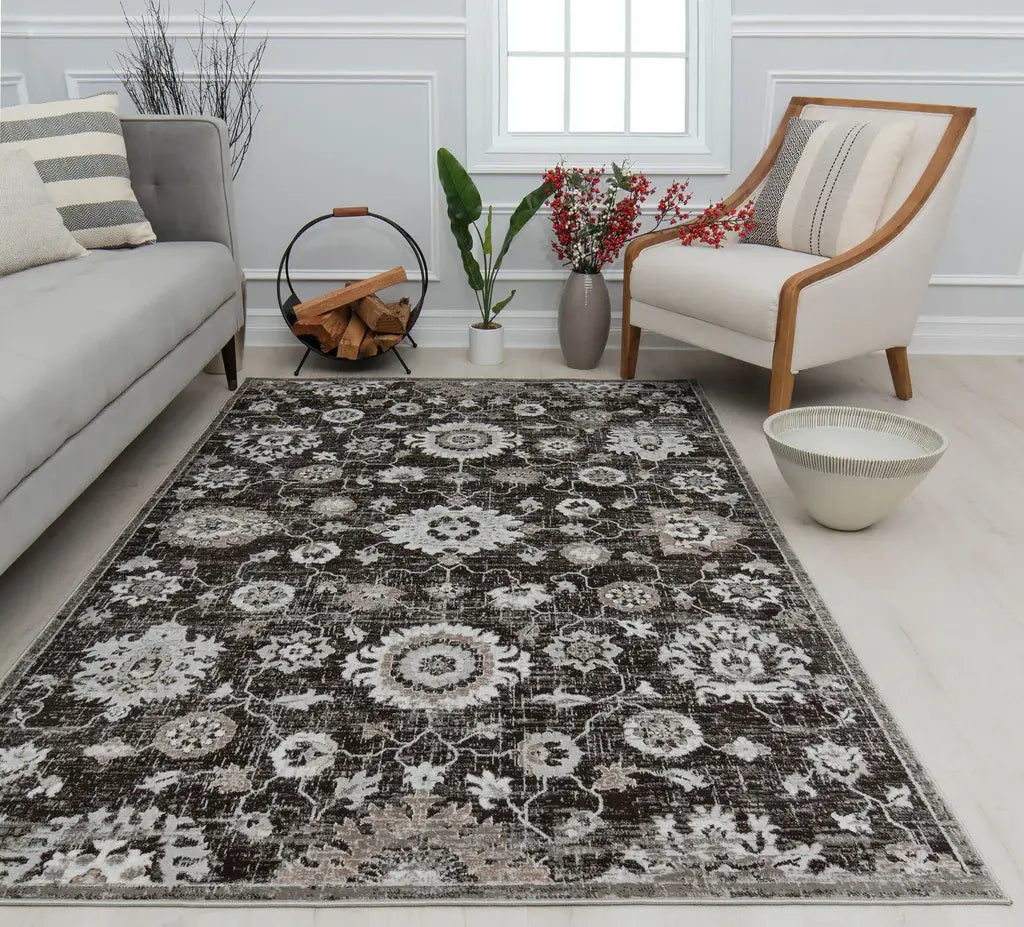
top-left (621, 97), bottom-right (977, 413)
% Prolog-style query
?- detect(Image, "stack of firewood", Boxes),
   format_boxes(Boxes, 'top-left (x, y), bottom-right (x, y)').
top-left (290, 266), bottom-right (412, 359)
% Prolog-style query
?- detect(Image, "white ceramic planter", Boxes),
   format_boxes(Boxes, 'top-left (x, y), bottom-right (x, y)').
top-left (468, 322), bottom-right (504, 366)
top-left (763, 406), bottom-right (948, 531)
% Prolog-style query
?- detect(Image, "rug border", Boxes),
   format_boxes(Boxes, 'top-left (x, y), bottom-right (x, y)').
top-left (0, 376), bottom-right (1008, 906)
top-left (687, 381), bottom-right (1008, 904)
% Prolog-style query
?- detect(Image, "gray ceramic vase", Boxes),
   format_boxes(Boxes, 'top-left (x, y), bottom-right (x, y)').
top-left (558, 271), bottom-right (610, 369)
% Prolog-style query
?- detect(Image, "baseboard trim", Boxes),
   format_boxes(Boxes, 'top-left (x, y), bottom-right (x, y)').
top-left (246, 309), bottom-right (1024, 356)
top-left (908, 316), bottom-right (1024, 355)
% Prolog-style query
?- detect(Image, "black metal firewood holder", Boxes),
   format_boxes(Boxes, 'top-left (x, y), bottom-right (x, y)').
top-left (276, 207), bottom-right (427, 376)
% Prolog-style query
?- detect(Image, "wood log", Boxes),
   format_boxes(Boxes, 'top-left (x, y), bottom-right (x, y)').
top-left (290, 321), bottom-right (333, 352)
top-left (319, 305), bottom-right (351, 348)
top-left (373, 332), bottom-right (404, 351)
top-left (336, 313), bottom-right (368, 360)
top-left (392, 297), bottom-right (412, 332)
top-left (294, 267), bottom-right (408, 322)
top-left (358, 329), bottom-right (380, 358)
top-left (291, 320), bottom-right (325, 339)
top-left (354, 294), bottom-right (405, 334)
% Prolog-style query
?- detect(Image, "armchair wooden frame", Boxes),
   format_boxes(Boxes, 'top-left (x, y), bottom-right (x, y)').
top-left (620, 97), bottom-right (977, 413)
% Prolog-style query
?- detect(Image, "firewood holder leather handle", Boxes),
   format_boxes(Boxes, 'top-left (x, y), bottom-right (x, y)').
top-left (276, 208), bottom-right (428, 375)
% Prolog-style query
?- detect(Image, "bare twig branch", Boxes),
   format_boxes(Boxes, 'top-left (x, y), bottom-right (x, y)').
top-left (114, 0), bottom-right (267, 177)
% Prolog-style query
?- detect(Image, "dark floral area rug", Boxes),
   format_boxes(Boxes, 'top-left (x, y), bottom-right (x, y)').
top-left (0, 379), bottom-right (1002, 904)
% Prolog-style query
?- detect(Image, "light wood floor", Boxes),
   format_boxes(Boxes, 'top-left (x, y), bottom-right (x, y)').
top-left (1, 347), bottom-right (1021, 927)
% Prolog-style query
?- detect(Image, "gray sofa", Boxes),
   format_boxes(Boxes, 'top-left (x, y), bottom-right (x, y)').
top-left (0, 114), bottom-right (243, 574)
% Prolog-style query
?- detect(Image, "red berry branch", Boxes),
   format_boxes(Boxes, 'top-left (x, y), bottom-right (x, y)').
top-left (542, 161), bottom-right (757, 274)
top-left (674, 198), bottom-right (758, 248)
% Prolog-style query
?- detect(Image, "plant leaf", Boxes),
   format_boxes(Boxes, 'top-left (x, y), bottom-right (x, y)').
top-left (437, 148), bottom-right (485, 291)
top-left (460, 249), bottom-right (485, 292)
top-left (495, 179), bottom-right (553, 266)
top-left (483, 205), bottom-right (493, 255)
top-left (436, 147), bottom-right (482, 223)
top-left (490, 289), bottom-right (516, 317)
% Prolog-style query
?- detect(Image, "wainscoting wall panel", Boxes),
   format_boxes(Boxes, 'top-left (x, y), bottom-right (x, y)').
top-left (2, 0), bottom-right (1023, 352)
top-left (0, 72), bottom-right (29, 106)
top-left (63, 69), bottom-right (441, 289)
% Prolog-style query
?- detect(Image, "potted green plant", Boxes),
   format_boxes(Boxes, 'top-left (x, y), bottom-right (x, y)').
top-left (437, 148), bottom-right (551, 365)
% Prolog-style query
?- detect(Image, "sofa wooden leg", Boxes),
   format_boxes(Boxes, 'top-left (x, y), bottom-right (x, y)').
top-left (221, 335), bottom-right (238, 391)
top-left (621, 324), bottom-right (641, 379)
top-left (886, 346), bottom-right (913, 400)
top-left (768, 369), bottom-right (795, 415)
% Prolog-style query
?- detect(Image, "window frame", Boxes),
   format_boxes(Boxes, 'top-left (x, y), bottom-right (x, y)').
top-left (465, 0), bottom-right (732, 174)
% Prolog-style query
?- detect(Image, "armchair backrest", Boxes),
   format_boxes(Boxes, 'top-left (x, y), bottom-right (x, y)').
top-left (796, 101), bottom-right (969, 227)
top-left (731, 97), bottom-right (976, 242)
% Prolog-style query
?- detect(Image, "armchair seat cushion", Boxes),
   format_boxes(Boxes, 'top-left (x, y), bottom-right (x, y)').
top-left (629, 239), bottom-right (827, 340)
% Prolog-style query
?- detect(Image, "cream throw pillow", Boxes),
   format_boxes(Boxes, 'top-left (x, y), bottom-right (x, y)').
top-left (0, 149), bottom-right (87, 278)
top-left (0, 93), bottom-right (156, 249)
top-left (744, 117), bottom-right (916, 257)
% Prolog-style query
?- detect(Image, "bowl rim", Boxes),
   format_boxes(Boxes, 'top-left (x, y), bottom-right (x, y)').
top-left (762, 405), bottom-right (949, 466)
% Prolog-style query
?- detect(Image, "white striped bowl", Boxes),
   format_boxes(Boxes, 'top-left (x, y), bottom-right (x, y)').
top-left (763, 406), bottom-right (948, 531)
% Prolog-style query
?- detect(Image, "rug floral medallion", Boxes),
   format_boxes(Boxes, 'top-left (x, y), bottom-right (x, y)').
top-left (0, 379), bottom-right (1000, 903)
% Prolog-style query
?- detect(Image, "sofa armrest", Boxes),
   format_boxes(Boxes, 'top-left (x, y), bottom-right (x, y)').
top-left (121, 115), bottom-right (239, 265)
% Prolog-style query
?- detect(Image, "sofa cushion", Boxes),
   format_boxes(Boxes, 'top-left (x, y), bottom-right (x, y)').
top-left (0, 93), bottom-right (156, 249)
top-left (0, 149), bottom-right (87, 278)
top-left (629, 239), bottom-right (827, 341)
top-left (0, 241), bottom-right (238, 503)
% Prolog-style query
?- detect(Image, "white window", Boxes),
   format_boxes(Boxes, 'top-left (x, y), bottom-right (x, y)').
top-left (466, 0), bottom-right (731, 173)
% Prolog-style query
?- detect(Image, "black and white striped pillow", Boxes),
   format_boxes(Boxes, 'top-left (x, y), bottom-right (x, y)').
top-left (0, 93), bottom-right (155, 249)
top-left (744, 117), bottom-right (916, 257)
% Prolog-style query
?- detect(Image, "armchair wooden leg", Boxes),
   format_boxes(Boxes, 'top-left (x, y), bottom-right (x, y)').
top-left (886, 347), bottom-right (913, 400)
top-left (769, 369), bottom-right (795, 415)
top-left (221, 335), bottom-right (238, 391)
top-left (621, 324), bottom-right (641, 379)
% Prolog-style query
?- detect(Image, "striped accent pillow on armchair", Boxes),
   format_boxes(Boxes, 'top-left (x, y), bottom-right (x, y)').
top-left (744, 117), bottom-right (916, 257)
top-left (0, 93), bottom-right (155, 249)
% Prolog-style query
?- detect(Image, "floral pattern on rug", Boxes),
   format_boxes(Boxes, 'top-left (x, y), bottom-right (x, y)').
top-left (0, 379), bottom-right (999, 902)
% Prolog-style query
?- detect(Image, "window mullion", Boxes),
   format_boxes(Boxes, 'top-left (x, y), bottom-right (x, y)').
top-left (563, 1), bottom-right (572, 133)
top-left (686, 0), bottom-right (696, 138)
top-left (498, 0), bottom-right (508, 137)
top-left (624, 0), bottom-right (632, 136)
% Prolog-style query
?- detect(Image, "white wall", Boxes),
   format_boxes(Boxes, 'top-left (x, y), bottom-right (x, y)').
top-left (3, 1), bottom-right (1024, 354)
